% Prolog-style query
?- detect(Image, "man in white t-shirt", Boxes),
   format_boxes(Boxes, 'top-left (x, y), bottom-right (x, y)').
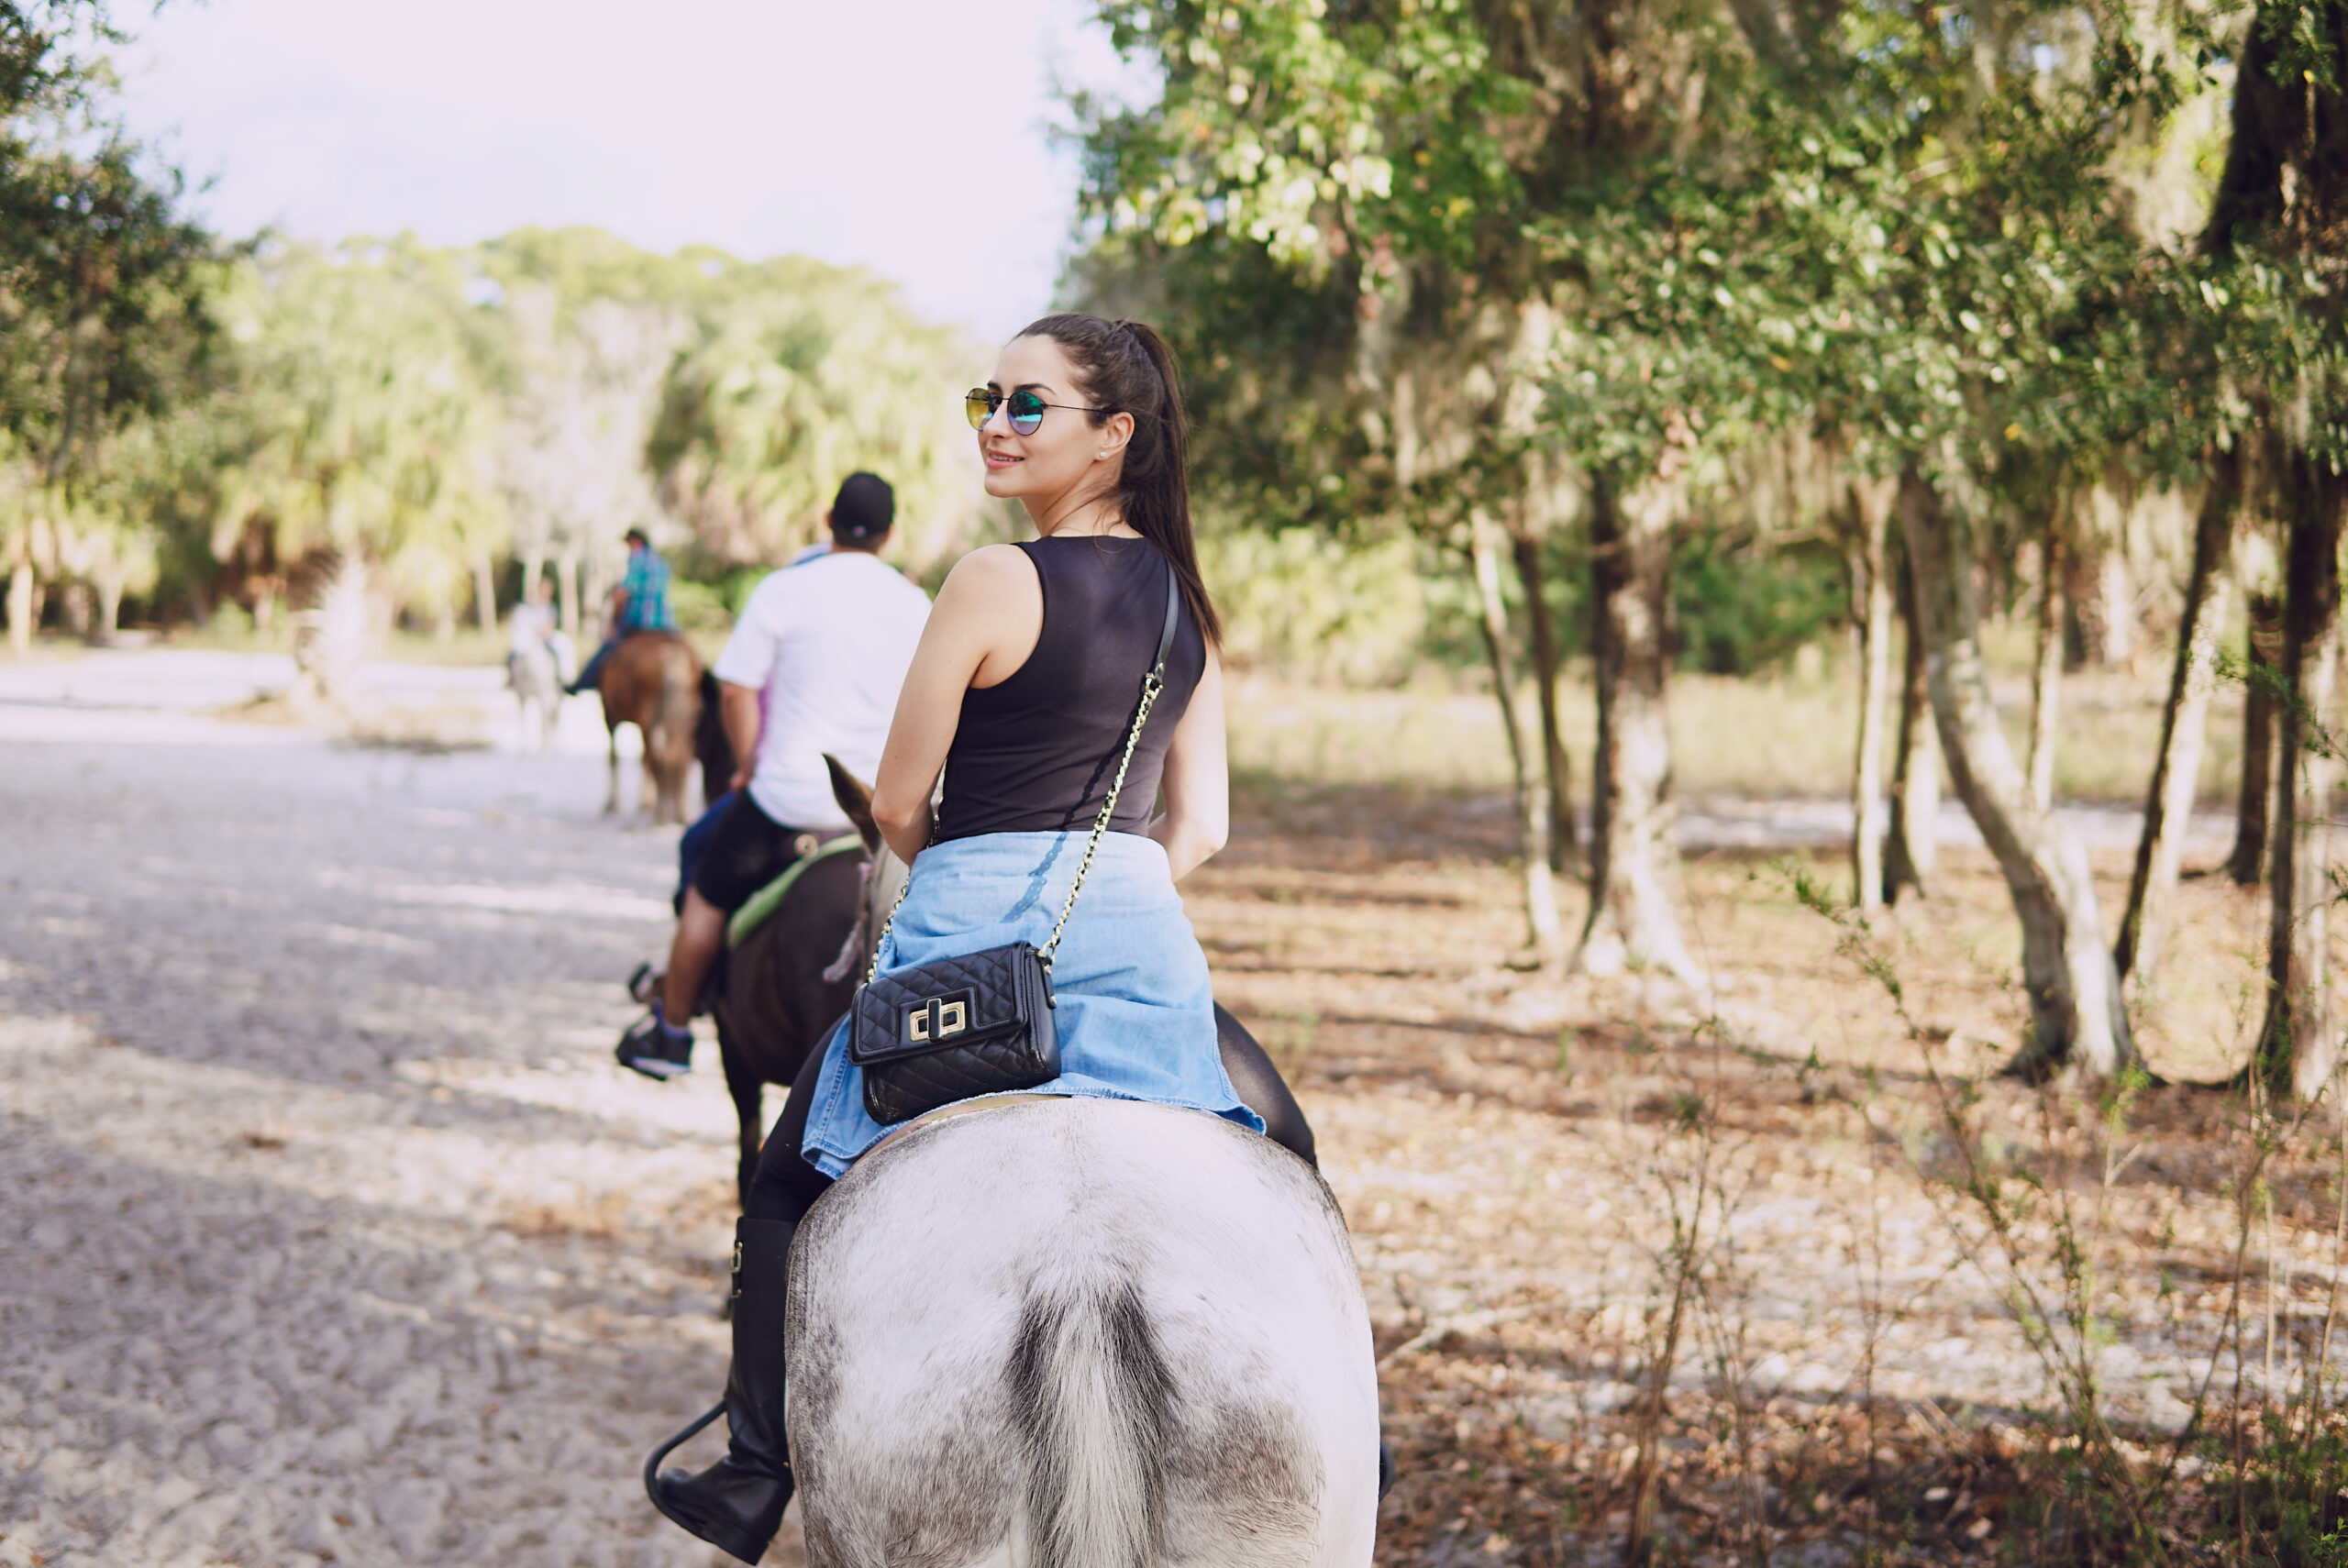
top-left (618, 472), bottom-right (931, 1079)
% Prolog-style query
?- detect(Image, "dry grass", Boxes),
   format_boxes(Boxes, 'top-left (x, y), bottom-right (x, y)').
top-left (1226, 660), bottom-right (2247, 808)
top-left (1196, 776), bottom-right (2348, 1567)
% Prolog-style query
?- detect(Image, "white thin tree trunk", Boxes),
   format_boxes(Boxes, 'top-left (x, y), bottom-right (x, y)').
top-left (1899, 468), bottom-right (2134, 1077)
top-left (95, 567), bottom-right (122, 639)
top-left (559, 552), bottom-right (581, 639)
top-left (1849, 478), bottom-right (1896, 913)
top-left (474, 550), bottom-right (498, 632)
top-left (2118, 458), bottom-right (2236, 993)
top-left (6, 561), bottom-right (31, 656)
top-left (1578, 478), bottom-right (1699, 983)
top-left (1470, 508), bottom-right (1564, 963)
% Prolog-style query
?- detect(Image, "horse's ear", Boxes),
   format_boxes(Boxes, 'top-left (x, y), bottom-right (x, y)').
top-left (825, 754), bottom-right (882, 854)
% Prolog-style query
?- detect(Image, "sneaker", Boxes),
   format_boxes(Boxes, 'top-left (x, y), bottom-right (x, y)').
top-left (616, 1009), bottom-right (693, 1080)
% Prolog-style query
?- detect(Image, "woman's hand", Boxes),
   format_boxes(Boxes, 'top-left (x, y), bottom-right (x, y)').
top-left (869, 546), bottom-right (1044, 866)
top-left (1149, 647), bottom-right (1228, 880)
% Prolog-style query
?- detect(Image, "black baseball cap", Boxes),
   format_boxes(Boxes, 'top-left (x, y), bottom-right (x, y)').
top-left (830, 473), bottom-right (895, 541)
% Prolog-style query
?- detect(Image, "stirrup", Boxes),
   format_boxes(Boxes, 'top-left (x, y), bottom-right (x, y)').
top-left (643, 1401), bottom-right (728, 1507)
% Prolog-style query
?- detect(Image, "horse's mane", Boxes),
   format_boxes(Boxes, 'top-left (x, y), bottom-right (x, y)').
top-left (821, 840), bottom-right (909, 985)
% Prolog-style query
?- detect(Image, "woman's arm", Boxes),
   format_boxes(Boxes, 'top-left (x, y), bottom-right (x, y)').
top-left (1149, 646), bottom-right (1229, 880)
top-left (869, 546), bottom-right (1042, 865)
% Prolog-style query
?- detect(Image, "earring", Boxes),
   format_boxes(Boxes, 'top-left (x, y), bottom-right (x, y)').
top-left (1096, 451), bottom-right (1108, 459)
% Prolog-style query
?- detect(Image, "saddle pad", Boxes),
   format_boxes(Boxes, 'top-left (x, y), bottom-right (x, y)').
top-left (725, 834), bottom-right (865, 951)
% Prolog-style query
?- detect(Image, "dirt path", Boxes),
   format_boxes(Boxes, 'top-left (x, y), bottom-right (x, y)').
top-left (0, 697), bottom-right (785, 1567)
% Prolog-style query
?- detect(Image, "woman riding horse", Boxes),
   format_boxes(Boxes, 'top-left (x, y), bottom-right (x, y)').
top-left (648, 315), bottom-right (1318, 1563)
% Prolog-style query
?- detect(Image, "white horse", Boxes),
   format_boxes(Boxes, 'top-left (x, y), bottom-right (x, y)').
top-left (506, 630), bottom-right (573, 753)
top-left (782, 1093), bottom-right (1381, 1568)
top-left (649, 763), bottom-right (1381, 1564)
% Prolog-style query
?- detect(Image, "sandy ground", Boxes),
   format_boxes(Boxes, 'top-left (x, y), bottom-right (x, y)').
top-left (0, 655), bottom-right (782, 1567)
top-left (3, 649), bottom-right (2332, 1567)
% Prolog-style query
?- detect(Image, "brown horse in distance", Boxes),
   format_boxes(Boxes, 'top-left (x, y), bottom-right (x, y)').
top-left (596, 631), bottom-right (702, 825)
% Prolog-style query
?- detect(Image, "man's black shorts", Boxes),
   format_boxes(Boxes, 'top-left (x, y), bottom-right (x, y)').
top-left (692, 793), bottom-right (815, 912)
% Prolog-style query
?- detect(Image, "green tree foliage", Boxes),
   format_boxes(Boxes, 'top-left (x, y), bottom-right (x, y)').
top-left (0, 2), bottom-right (213, 646)
top-left (206, 239), bottom-right (509, 626)
top-left (0, 3), bottom-right (213, 480)
top-left (645, 257), bottom-right (984, 572)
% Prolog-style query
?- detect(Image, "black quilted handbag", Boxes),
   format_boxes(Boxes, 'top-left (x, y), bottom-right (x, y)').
top-left (846, 565), bottom-right (1180, 1125)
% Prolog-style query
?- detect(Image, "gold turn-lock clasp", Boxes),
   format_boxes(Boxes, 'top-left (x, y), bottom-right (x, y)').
top-left (904, 997), bottom-right (971, 1044)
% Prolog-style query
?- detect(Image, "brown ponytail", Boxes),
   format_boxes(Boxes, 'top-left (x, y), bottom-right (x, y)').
top-left (1015, 312), bottom-right (1222, 646)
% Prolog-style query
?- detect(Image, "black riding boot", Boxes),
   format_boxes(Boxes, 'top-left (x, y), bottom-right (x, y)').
top-left (648, 1218), bottom-right (796, 1563)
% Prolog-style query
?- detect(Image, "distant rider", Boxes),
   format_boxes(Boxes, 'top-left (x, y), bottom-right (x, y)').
top-left (615, 474), bottom-right (930, 1078)
top-left (568, 525), bottom-right (677, 696)
top-left (504, 574), bottom-right (574, 686)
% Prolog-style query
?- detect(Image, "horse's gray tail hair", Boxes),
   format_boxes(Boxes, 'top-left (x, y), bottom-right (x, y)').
top-left (656, 653), bottom-right (694, 748)
top-left (1009, 1280), bottom-right (1172, 1568)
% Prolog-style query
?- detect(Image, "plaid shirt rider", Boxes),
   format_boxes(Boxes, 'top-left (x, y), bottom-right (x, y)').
top-left (617, 545), bottom-right (677, 635)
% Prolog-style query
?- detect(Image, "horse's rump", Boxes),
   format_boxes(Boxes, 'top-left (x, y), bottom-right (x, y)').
top-left (785, 1098), bottom-right (1377, 1568)
top-left (598, 632), bottom-right (702, 823)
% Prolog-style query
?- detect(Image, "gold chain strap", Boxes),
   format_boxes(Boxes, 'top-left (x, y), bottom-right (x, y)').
top-left (862, 668), bottom-right (1167, 985)
top-left (861, 853), bottom-right (914, 987)
top-left (1039, 669), bottom-right (1164, 964)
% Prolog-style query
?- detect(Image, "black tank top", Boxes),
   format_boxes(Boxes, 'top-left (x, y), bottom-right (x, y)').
top-left (934, 536), bottom-right (1205, 842)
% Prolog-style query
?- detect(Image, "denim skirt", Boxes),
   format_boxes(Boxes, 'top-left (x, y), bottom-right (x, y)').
top-left (798, 830), bottom-right (1261, 1178)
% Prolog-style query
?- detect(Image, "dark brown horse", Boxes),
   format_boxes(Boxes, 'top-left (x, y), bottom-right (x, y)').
top-left (596, 631), bottom-right (702, 825)
top-left (701, 756), bottom-right (876, 1209)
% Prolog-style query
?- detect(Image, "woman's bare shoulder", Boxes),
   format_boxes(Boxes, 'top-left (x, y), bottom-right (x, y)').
top-left (947, 543), bottom-right (1035, 580)
top-left (936, 544), bottom-right (1040, 603)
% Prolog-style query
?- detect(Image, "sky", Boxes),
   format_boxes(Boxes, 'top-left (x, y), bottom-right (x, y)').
top-left (117, 0), bottom-right (1146, 341)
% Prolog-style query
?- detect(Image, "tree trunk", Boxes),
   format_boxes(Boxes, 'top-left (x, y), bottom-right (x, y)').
top-left (1511, 526), bottom-right (1579, 874)
top-left (2230, 591), bottom-right (2283, 885)
top-left (2116, 455), bottom-right (2238, 991)
top-left (95, 567), bottom-right (122, 639)
top-left (1884, 546), bottom-right (1942, 902)
top-left (2263, 458), bottom-right (2345, 1101)
top-left (1470, 508), bottom-right (1565, 962)
top-left (2029, 525), bottom-right (2066, 812)
top-left (2097, 548), bottom-right (2135, 670)
top-left (583, 549), bottom-right (610, 637)
top-left (1578, 477), bottom-right (1699, 981)
top-left (559, 551), bottom-right (581, 639)
top-left (6, 561), bottom-right (31, 656)
top-left (473, 549), bottom-right (498, 633)
top-left (1848, 478), bottom-right (1897, 912)
top-left (1899, 468), bottom-right (2134, 1077)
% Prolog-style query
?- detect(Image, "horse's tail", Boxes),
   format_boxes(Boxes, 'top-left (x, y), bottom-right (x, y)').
top-left (652, 642), bottom-right (696, 753)
top-left (1010, 1278), bottom-right (1171, 1568)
